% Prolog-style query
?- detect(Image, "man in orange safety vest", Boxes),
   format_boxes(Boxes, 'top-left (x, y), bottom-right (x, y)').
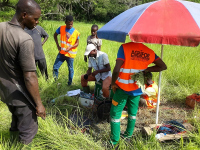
top-left (110, 42), bottom-right (167, 145)
top-left (53, 15), bottom-right (80, 85)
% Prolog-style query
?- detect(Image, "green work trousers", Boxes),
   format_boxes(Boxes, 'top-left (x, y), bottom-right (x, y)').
top-left (110, 88), bottom-right (140, 145)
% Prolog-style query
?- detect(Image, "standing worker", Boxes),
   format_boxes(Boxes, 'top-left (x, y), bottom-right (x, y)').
top-left (53, 15), bottom-right (80, 85)
top-left (110, 42), bottom-right (167, 145)
top-left (25, 25), bottom-right (49, 80)
top-left (0, 0), bottom-right (46, 146)
top-left (84, 24), bottom-right (102, 62)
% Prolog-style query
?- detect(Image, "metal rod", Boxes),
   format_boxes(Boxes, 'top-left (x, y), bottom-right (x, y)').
top-left (156, 45), bottom-right (164, 125)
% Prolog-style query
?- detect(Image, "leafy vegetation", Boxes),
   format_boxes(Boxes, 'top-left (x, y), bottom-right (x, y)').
top-left (1, 0), bottom-right (200, 22)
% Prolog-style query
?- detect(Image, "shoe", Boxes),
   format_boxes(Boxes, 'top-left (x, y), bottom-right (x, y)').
top-left (114, 145), bottom-right (119, 150)
top-left (54, 77), bottom-right (58, 82)
top-left (109, 139), bottom-right (119, 150)
top-left (120, 132), bottom-right (131, 143)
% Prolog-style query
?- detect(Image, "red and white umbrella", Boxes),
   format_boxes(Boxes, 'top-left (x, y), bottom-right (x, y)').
top-left (97, 0), bottom-right (200, 124)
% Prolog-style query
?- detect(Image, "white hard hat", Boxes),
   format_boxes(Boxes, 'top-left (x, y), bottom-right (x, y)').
top-left (84, 44), bottom-right (96, 55)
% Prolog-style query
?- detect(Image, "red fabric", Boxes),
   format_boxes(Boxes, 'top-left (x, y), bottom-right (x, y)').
top-left (129, 0), bottom-right (200, 47)
top-left (187, 94), bottom-right (200, 102)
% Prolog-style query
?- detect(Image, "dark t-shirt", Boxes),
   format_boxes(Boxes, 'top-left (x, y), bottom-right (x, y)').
top-left (24, 25), bottom-right (48, 60)
top-left (0, 22), bottom-right (36, 106)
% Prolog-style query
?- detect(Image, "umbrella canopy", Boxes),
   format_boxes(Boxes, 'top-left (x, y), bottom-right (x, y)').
top-left (97, 0), bottom-right (200, 46)
top-left (97, 0), bottom-right (200, 124)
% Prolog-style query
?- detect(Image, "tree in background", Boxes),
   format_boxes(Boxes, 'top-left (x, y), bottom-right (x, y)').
top-left (1, 0), bottom-right (200, 22)
top-left (0, 0), bottom-right (15, 9)
top-left (0, 0), bottom-right (142, 22)
top-left (34, 0), bottom-right (61, 20)
top-left (0, 0), bottom-right (17, 21)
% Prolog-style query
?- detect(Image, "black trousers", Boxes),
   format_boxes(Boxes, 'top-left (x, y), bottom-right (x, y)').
top-left (35, 58), bottom-right (48, 80)
top-left (7, 104), bottom-right (38, 145)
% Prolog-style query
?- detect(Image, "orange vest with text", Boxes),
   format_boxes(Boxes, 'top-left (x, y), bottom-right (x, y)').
top-left (142, 82), bottom-right (158, 108)
top-left (115, 42), bottom-right (156, 92)
top-left (59, 25), bottom-right (80, 58)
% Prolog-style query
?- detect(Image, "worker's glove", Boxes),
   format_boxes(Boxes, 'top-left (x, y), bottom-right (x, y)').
top-left (84, 74), bottom-right (88, 80)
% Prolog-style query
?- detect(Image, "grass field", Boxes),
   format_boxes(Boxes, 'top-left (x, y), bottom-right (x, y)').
top-left (1, 20), bottom-right (200, 149)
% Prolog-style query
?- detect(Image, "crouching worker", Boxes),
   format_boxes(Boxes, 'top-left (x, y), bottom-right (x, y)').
top-left (139, 72), bottom-right (158, 108)
top-left (81, 44), bottom-right (111, 98)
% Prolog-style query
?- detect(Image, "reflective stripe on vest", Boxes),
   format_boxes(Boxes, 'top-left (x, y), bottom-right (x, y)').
top-left (61, 48), bottom-right (78, 54)
top-left (118, 68), bottom-right (145, 85)
top-left (128, 115), bottom-right (136, 120)
top-left (117, 77), bottom-right (135, 84)
top-left (116, 42), bottom-right (156, 92)
top-left (59, 25), bottom-right (80, 58)
top-left (61, 41), bottom-right (72, 46)
top-left (120, 68), bottom-right (144, 74)
top-left (111, 118), bottom-right (120, 123)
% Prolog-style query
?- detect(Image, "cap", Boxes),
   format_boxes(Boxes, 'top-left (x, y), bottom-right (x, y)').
top-left (84, 44), bottom-right (96, 56)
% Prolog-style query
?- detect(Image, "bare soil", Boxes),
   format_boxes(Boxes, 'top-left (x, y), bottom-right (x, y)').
top-left (85, 101), bottom-right (194, 139)
top-left (58, 96), bottom-right (195, 141)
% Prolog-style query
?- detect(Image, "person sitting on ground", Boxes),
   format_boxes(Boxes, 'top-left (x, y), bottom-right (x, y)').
top-left (84, 24), bottom-right (102, 62)
top-left (81, 44), bottom-right (111, 98)
top-left (139, 72), bottom-right (158, 108)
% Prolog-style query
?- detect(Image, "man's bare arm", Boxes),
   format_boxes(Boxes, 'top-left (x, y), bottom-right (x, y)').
top-left (111, 59), bottom-right (124, 92)
top-left (65, 39), bottom-right (79, 51)
top-left (87, 67), bottom-right (92, 75)
top-left (112, 59), bottom-right (124, 85)
top-left (24, 71), bottom-right (46, 119)
top-left (92, 63), bottom-right (111, 76)
top-left (54, 32), bottom-right (61, 51)
top-left (145, 59), bottom-right (167, 72)
top-left (42, 36), bottom-right (48, 46)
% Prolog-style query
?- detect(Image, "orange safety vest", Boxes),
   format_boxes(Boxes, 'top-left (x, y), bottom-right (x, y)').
top-left (142, 82), bottom-right (158, 108)
top-left (115, 42), bottom-right (156, 91)
top-left (59, 25), bottom-right (80, 58)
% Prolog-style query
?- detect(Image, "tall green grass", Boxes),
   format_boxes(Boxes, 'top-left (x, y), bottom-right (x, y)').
top-left (39, 20), bottom-right (200, 103)
top-left (1, 100), bottom-right (200, 149)
top-left (1, 20), bottom-right (200, 149)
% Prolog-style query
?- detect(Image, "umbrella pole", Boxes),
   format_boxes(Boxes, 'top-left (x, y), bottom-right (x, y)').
top-left (156, 45), bottom-right (164, 125)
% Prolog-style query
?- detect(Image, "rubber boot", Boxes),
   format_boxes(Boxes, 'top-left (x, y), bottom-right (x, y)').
top-left (83, 86), bottom-right (90, 93)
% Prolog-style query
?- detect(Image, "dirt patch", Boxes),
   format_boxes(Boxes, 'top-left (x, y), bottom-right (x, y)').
top-left (135, 103), bottom-right (193, 131)
top-left (87, 101), bottom-right (194, 138)
top-left (56, 96), bottom-right (194, 141)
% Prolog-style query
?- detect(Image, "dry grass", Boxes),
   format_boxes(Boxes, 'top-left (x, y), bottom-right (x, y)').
top-left (66, 96), bottom-right (195, 142)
